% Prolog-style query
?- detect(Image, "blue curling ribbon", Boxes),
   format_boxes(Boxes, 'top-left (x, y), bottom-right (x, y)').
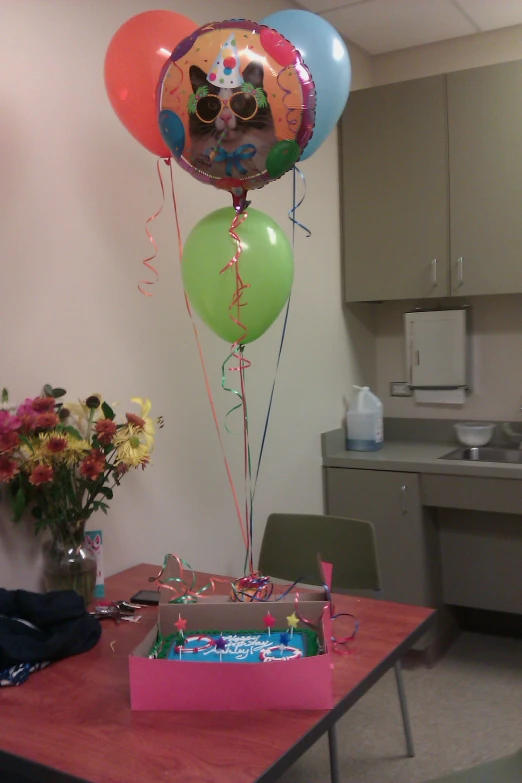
top-left (213, 143), bottom-right (256, 176)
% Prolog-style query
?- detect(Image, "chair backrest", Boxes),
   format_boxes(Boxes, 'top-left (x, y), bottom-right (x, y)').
top-left (258, 513), bottom-right (381, 592)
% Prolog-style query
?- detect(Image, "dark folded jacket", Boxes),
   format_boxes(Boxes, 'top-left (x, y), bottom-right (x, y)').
top-left (0, 588), bottom-right (101, 669)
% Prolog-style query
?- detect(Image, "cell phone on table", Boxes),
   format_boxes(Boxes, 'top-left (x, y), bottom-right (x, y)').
top-left (129, 589), bottom-right (160, 606)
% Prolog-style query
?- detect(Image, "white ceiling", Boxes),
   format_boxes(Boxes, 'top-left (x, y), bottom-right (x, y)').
top-left (297, 0), bottom-right (522, 55)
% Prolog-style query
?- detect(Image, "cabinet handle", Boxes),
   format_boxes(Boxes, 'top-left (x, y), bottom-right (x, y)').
top-left (401, 484), bottom-right (408, 514)
top-left (431, 258), bottom-right (438, 286)
top-left (457, 256), bottom-right (464, 287)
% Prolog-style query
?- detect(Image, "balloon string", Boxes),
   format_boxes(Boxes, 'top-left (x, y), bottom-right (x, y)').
top-left (167, 161), bottom-right (249, 554)
top-left (289, 166), bottom-right (311, 237)
top-left (239, 346), bottom-right (254, 574)
top-left (138, 157), bottom-right (167, 296)
top-left (219, 212), bottom-right (254, 571)
top-left (252, 166), bottom-right (306, 507)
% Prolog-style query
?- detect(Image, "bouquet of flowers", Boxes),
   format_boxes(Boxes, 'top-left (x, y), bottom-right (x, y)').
top-left (0, 384), bottom-right (162, 602)
top-left (0, 384), bottom-right (161, 528)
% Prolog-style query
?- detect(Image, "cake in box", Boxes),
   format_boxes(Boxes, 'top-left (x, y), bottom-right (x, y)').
top-left (128, 561), bottom-right (334, 711)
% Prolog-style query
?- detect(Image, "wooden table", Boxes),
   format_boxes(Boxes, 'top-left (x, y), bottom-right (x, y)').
top-left (0, 564), bottom-right (435, 783)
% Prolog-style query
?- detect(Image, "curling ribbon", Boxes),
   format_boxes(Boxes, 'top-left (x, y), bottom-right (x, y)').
top-left (231, 571), bottom-right (359, 654)
top-left (167, 163), bottom-right (249, 554)
top-left (149, 554), bottom-right (230, 604)
top-left (138, 157), bottom-right (168, 296)
top-left (220, 210), bottom-right (254, 574)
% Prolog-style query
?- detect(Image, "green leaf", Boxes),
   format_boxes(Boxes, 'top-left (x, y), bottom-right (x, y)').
top-left (188, 93), bottom-right (197, 114)
top-left (52, 388), bottom-right (66, 398)
top-left (255, 88), bottom-right (267, 109)
top-left (19, 434), bottom-right (34, 452)
top-left (32, 506), bottom-right (43, 519)
top-left (99, 486), bottom-right (113, 500)
top-left (43, 384), bottom-right (54, 397)
top-left (1, 388), bottom-right (8, 404)
top-left (63, 425), bottom-right (83, 441)
top-left (101, 402), bottom-right (115, 421)
top-left (12, 488), bottom-right (27, 522)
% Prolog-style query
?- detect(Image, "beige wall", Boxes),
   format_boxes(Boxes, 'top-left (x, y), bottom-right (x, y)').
top-left (372, 24), bottom-right (522, 86)
top-left (0, 1), bottom-right (372, 589)
top-left (368, 27), bottom-right (522, 421)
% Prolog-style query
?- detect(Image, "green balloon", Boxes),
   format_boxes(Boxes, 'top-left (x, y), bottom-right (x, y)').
top-left (182, 208), bottom-right (294, 344)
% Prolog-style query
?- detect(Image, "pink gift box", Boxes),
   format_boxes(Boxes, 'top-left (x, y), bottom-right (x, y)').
top-left (129, 564), bottom-right (334, 712)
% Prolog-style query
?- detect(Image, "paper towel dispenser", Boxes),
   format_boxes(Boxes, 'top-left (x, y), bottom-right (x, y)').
top-left (404, 308), bottom-right (469, 391)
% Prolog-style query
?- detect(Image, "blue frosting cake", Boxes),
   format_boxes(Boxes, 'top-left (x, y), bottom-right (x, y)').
top-left (166, 630), bottom-right (308, 663)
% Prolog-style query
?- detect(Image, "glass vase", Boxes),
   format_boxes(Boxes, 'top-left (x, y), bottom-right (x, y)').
top-left (43, 520), bottom-right (97, 607)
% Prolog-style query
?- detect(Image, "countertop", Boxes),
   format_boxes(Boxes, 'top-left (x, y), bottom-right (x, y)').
top-left (323, 440), bottom-right (522, 480)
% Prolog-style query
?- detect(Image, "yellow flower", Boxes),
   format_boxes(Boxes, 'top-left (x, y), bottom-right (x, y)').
top-left (114, 431), bottom-right (151, 468)
top-left (63, 435), bottom-right (91, 466)
top-left (129, 397), bottom-right (156, 450)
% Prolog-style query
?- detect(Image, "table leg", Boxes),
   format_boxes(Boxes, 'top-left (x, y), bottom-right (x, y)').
top-left (328, 724), bottom-right (340, 783)
top-left (394, 660), bottom-right (415, 757)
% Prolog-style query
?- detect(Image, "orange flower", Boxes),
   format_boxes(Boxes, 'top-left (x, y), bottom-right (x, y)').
top-left (35, 412), bottom-right (59, 429)
top-left (79, 449), bottom-right (106, 480)
top-left (31, 396), bottom-right (56, 413)
top-left (29, 464), bottom-right (54, 486)
top-left (95, 419), bottom-right (117, 445)
top-left (0, 455), bottom-right (19, 482)
top-left (126, 413), bottom-right (146, 429)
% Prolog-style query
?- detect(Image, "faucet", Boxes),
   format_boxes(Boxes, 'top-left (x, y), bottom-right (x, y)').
top-left (502, 423), bottom-right (522, 448)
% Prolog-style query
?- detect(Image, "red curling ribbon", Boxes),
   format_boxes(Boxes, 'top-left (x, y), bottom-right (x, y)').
top-left (167, 163), bottom-right (250, 554)
top-left (138, 157), bottom-right (169, 296)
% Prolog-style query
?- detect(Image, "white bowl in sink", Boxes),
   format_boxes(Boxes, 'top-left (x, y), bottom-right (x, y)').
top-left (454, 422), bottom-right (495, 447)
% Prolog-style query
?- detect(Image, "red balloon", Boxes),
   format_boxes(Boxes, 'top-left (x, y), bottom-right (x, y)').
top-left (104, 10), bottom-right (198, 157)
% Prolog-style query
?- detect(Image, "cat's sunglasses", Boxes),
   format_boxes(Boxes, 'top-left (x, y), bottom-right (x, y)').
top-left (195, 92), bottom-right (259, 124)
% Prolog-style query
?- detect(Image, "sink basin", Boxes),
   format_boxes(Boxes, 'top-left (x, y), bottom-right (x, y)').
top-left (440, 446), bottom-right (522, 464)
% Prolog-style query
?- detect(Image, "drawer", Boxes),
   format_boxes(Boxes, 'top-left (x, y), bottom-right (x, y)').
top-left (421, 474), bottom-right (522, 515)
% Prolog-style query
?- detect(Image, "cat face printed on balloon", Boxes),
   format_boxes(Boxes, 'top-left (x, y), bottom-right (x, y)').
top-left (158, 20), bottom-right (316, 197)
top-left (187, 61), bottom-right (277, 181)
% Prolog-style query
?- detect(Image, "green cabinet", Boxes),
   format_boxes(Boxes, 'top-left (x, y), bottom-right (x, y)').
top-left (340, 76), bottom-right (449, 302)
top-left (341, 60), bottom-right (522, 302)
top-left (447, 60), bottom-right (522, 296)
top-left (324, 467), bottom-right (441, 608)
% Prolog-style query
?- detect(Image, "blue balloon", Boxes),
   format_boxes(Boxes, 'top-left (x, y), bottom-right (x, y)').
top-left (261, 10), bottom-right (351, 161)
top-left (158, 110), bottom-right (185, 159)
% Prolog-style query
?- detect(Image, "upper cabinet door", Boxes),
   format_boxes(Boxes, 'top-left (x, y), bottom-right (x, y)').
top-left (448, 61), bottom-right (522, 296)
top-left (340, 76), bottom-right (449, 302)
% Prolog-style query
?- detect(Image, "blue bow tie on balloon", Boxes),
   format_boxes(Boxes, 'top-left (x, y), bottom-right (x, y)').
top-left (211, 144), bottom-right (256, 177)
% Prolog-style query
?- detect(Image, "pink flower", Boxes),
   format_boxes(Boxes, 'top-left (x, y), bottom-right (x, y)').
top-left (29, 464), bottom-right (54, 486)
top-left (0, 455), bottom-right (19, 482)
top-left (0, 410), bottom-right (21, 434)
top-left (0, 431), bottom-right (19, 453)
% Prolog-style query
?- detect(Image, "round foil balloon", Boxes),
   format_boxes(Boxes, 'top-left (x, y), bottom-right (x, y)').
top-left (158, 20), bottom-right (315, 196)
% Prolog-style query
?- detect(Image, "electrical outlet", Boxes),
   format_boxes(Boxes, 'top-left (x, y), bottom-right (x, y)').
top-left (390, 382), bottom-right (412, 397)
